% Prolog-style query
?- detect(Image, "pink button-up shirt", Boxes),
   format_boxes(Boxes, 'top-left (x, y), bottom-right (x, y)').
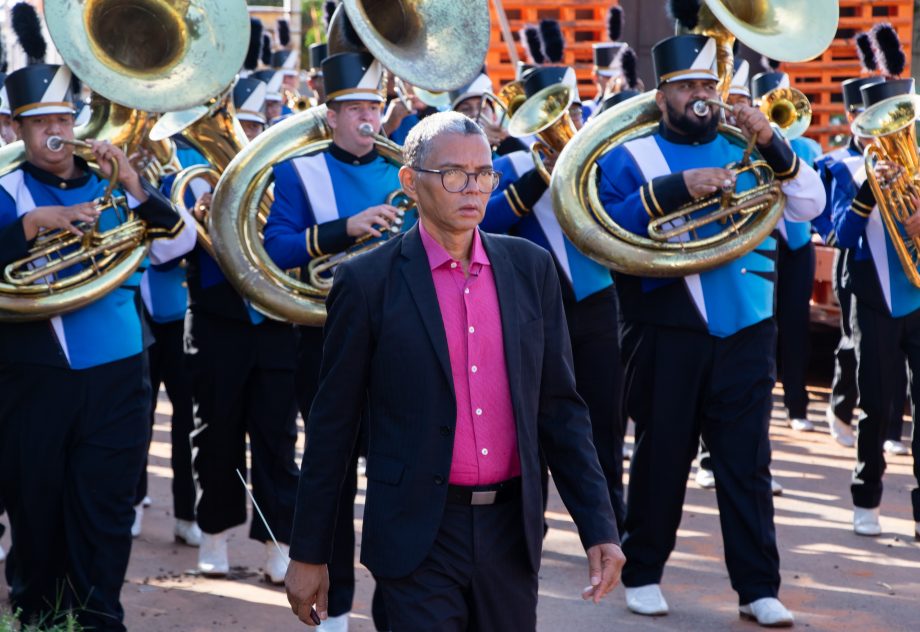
top-left (419, 221), bottom-right (521, 485)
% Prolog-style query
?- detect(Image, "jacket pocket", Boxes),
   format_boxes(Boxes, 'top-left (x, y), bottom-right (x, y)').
top-left (365, 454), bottom-right (405, 486)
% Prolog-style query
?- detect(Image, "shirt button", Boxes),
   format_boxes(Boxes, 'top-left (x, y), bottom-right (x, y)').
top-left (475, 408), bottom-right (482, 416)
top-left (450, 262), bottom-right (458, 269)
top-left (468, 326), bottom-right (475, 334)
top-left (471, 365), bottom-right (478, 373)
top-left (481, 448), bottom-right (489, 456)
top-left (433, 475), bottom-right (444, 485)
top-left (464, 288), bottom-right (470, 294)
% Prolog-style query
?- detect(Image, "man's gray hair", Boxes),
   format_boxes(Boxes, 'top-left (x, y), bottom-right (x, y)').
top-left (402, 111), bottom-right (487, 169)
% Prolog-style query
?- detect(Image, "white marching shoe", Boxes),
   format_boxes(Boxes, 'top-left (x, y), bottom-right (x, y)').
top-left (883, 440), bottom-right (909, 456)
top-left (198, 531), bottom-right (229, 576)
top-left (175, 519), bottom-right (202, 547)
top-left (695, 467), bottom-right (716, 489)
top-left (625, 584), bottom-right (669, 616)
top-left (827, 409), bottom-right (855, 447)
top-left (131, 503), bottom-right (144, 538)
top-left (853, 507), bottom-right (882, 536)
top-left (264, 541), bottom-right (290, 585)
top-left (788, 417), bottom-right (814, 432)
top-left (770, 477), bottom-right (784, 496)
top-left (739, 597), bottom-right (794, 627)
top-left (317, 613), bottom-right (350, 632)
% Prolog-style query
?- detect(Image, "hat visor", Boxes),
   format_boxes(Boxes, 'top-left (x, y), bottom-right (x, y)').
top-left (451, 92), bottom-right (482, 110)
top-left (660, 71), bottom-right (719, 85)
top-left (729, 88), bottom-right (752, 97)
top-left (328, 91), bottom-right (384, 103)
top-left (237, 112), bottom-right (267, 125)
top-left (17, 104), bottom-right (76, 118)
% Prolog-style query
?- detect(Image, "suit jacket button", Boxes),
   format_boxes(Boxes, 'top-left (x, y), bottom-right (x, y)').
top-left (440, 426), bottom-right (451, 436)
top-left (433, 475), bottom-right (444, 485)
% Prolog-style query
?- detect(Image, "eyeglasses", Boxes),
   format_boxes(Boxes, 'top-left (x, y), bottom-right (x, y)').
top-left (413, 167), bottom-right (501, 193)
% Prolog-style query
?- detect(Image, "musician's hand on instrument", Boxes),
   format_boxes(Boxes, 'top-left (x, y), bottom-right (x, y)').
top-left (904, 196), bottom-right (920, 238)
top-left (23, 202), bottom-right (100, 240)
top-left (346, 204), bottom-right (400, 238)
top-left (192, 192), bottom-right (212, 222)
top-left (581, 543), bottom-right (626, 604)
top-left (285, 560), bottom-right (328, 626)
top-left (873, 160), bottom-right (903, 186)
top-left (382, 98), bottom-right (414, 135)
top-left (480, 118), bottom-right (508, 148)
top-left (732, 104), bottom-right (773, 146)
top-left (683, 167), bottom-right (736, 199)
top-left (86, 139), bottom-right (147, 200)
top-left (128, 147), bottom-right (153, 174)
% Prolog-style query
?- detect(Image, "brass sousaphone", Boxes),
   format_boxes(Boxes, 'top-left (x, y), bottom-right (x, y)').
top-left (550, 0), bottom-right (838, 277)
top-left (209, 0), bottom-right (492, 325)
top-left (0, 0), bottom-right (249, 320)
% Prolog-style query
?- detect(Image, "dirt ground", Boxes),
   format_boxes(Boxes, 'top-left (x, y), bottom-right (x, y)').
top-left (2, 382), bottom-right (919, 631)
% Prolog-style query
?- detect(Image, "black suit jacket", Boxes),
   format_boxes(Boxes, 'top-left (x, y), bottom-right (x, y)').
top-left (289, 224), bottom-right (618, 578)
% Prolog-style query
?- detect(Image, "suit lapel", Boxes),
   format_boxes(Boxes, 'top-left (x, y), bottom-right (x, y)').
top-left (400, 226), bottom-right (455, 394)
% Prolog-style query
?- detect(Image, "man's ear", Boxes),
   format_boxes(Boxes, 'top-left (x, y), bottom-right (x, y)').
top-left (398, 165), bottom-right (418, 201)
top-left (326, 106), bottom-right (337, 130)
top-left (655, 87), bottom-right (666, 115)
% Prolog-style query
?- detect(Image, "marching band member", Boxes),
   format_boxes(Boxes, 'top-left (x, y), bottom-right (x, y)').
top-left (264, 51), bottom-right (402, 632)
top-left (184, 77), bottom-right (300, 584)
top-left (831, 77), bottom-right (920, 540)
top-left (597, 34), bottom-right (823, 626)
top-left (483, 66), bottom-right (626, 531)
top-left (0, 63), bottom-right (195, 631)
top-left (252, 68), bottom-right (286, 124)
top-left (307, 43), bottom-right (328, 105)
top-left (450, 71), bottom-right (526, 157)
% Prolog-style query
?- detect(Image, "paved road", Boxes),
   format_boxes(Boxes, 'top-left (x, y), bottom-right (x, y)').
top-left (2, 383), bottom-right (918, 631)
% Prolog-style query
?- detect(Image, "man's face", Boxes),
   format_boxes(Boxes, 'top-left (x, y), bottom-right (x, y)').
top-left (657, 79), bottom-right (720, 137)
top-left (240, 120), bottom-right (265, 141)
top-left (569, 103), bottom-right (584, 131)
top-left (726, 94), bottom-right (751, 125)
top-left (15, 113), bottom-right (76, 169)
top-left (399, 132), bottom-right (493, 236)
top-left (455, 97), bottom-right (482, 122)
top-left (307, 74), bottom-right (325, 103)
top-left (0, 114), bottom-right (17, 145)
top-left (265, 100), bottom-right (282, 121)
top-left (327, 100), bottom-right (382, 152)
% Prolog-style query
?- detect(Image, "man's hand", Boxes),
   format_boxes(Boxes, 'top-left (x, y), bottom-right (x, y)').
top-left (85, 139), bottom-right (147, 201)
top-left (581, 543), bottom-right (626, 604)
top-left (192, 192), bottom-right (212, 223)
top-left (873, 159), bottom-right (904, 187)
top-left (683, 167), bottom-right (736, 200)
top-left (22, 203), bottom-right (100, 240)
top-left (903, 194), bottom-right (920, 239)
top-left (480, 117), bottom-right (509, 149)
top-left (382, 98), bottom-right (414, 136)
top-left (285, 560), bottom-right (329, 626)
top-left (731, 103), bottom-right (773, 146)
top-left (346, 204), bottom-right (401, 238)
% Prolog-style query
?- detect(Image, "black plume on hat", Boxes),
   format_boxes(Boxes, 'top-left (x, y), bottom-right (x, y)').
top-left (12, 2), bottom-right (46, 64)
top-left (522, 26), bottom-right (545, 65)
top-left (667, 0), bottom-right (700, 31)
top-left (323, 1), bottom-right (338, 32)
top-left (261, 34), bottom-right (272, 66)
top-left (761, 56), bottom-right (781, 72)
top-left (855, 32), bottom-right (877, 73)
top-left (278, 19), bottom-right (290, 47)
top-left (621, 47), bottom-right (638, 89)
top-left (871, 23), bottom-right (906, 77)
top-left (540, 19), bottom-right (565, 64)
top-left (607, 6), bottom-right (623, 42)
top-left (245, 18), bottom-right (263, 71)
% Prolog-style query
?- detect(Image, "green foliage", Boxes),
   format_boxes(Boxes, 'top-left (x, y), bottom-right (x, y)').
top-left (0, 608), bottom-right (84, 632)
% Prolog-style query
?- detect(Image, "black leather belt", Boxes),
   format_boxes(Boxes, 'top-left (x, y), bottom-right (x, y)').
top-left (446, 477), bottom-right (521, 506)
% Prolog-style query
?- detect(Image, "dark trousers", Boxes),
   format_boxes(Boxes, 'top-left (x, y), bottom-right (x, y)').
top-left (0, 355), bottom-right (150, 631)
top-left (776, 240), bottom-right (815, 419)
top-left (375, 496), bottom-right (537, 632)
top-left (850, 300), bottom-right (920, 519)
top-left (135, 317), bottom-right (196, 520)
top-left (620, 319), bottom-right (780, 603)
top-left (187, 313), bottom-right (300, 541)
top-left (565, 286), bottom-right (626, 531)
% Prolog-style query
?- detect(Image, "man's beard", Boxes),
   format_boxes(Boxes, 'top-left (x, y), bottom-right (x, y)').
top-left (665, 101), bottom-right (720, 138)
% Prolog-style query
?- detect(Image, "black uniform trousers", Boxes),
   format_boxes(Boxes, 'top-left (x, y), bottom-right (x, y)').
top-left (187, 312), bottom-right (300, 541)
top-left (775, 239), bottom-right (815, 420)
top-left (0, 354), bottom-right (150, 631)
top-left (135, 316), bottom-right (196, 520)
top-left (850, 300), bottom-right (920, 519)
top-left (295, 326), bottom-right (390, 628)
top-left (564, 286), bottom-right (626, 531)
top-left (620, 319), bottom-right (781, 604)
top-left (375, 495), bottom-right (536, 632)
top-left (832, 252), bottom-right (907, 436)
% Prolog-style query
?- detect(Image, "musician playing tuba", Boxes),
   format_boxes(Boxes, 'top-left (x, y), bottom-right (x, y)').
top-left (595, 34), bottom-right (824, 626)
top-left (0, 62), bottom-right (195, 631)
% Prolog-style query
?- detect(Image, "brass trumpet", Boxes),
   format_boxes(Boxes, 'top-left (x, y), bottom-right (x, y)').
top-left (507, 82), bottom-right (578, 184)
top-left (756, 87), bottom-right (812, 141)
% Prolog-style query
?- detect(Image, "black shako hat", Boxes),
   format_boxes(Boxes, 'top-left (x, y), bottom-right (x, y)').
top-left (233, 77), bottom-right (267, 125)
top-left (860, 78), bottom-right (915, 109)
top-left (309, 43), bottom-right (328, 73)
top-left (321, 52), bottom-right (383, 103)
top-left (750, 71), bottom-right (790, 100)
top-left (5, 63), bottom-right (75, 118)
top-left (651, 35), bottom-right (717, 86)
top-left (841, 76), bottom-right (885, 113)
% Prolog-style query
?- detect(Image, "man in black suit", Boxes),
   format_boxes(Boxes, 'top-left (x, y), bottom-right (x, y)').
top-left (285, 111), bottom-right (624, 631)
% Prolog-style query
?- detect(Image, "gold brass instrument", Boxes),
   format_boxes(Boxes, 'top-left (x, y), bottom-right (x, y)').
top-left (306, 190), bottom-right (416, 291)
top-left (0, 137), bottom-right (148, 321)
top-left (756, 87), bottom-right (812, 141)
top-left (507, 82), bottom-right (578, 184)
top-left (478, 81), bottom-right (526, 130)
top-left (852, 94), bottom-right (920, 287)
top-left (169, 164), bottom-right (221, 256)
top-left (549, 0), bottom-right (837, 277)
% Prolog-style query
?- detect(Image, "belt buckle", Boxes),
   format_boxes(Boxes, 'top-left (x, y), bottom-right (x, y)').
top-left (470, 490), bottom-right (497, 506)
